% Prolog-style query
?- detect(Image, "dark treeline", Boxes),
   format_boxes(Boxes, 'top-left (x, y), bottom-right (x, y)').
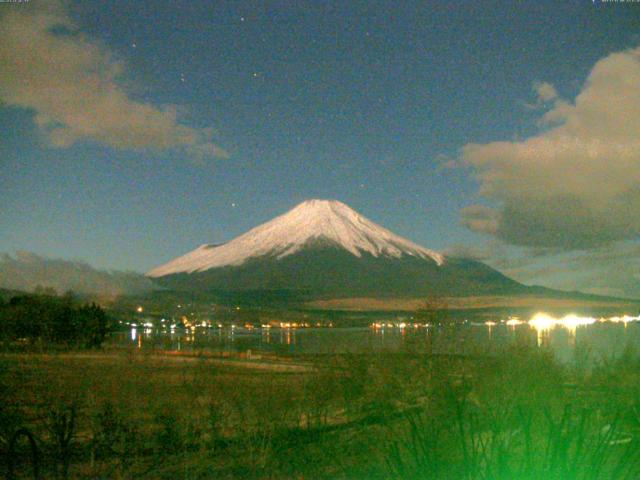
top-left (0, 292), bottom-right (110, 349)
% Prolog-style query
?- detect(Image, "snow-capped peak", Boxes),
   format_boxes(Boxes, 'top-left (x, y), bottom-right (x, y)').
top-left (147, 199), bottom-right (445, 277)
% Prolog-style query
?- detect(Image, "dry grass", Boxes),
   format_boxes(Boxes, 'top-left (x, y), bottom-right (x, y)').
top-left (2, 345), bottom-right (640, 479)
top-left (307, 295), bottom-right (639, 312)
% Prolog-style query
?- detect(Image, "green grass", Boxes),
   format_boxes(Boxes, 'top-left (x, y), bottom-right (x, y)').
top-left (1, 343), bottom-right (640, 479)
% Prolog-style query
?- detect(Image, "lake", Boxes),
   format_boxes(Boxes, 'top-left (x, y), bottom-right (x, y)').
top-left (111, 313), bottom-right (640, 364)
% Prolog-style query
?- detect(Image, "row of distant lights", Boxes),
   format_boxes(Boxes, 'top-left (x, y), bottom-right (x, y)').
top-left (495, 313), bottom-right (640, 332)
top-left (370, 314), bottom-right (640, 333)
top-left (125, 319), bottom-right (332, 332)
top-left (134, 306), bottom-right (332, 330)
top-left (372, 322), bottom-right (431, 329)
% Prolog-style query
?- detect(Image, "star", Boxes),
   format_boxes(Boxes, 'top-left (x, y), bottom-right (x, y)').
top-left (231, 202), bottom-right (237, 208)
top-left (240, 16), bottom-right (245, 22)
top-left (252, 72), bottom-right (259, 78)
top-left (131, 43), bottom-right (137, 48)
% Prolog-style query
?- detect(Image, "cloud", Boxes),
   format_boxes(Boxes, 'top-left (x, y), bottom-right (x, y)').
top-left (461, 46), bottom-right (640, 250)
top-left (448, 239), bottom-right (640, 300)
top-left (434, 153), bottom-right (460, 170)
top-left (444, 243), bottom-right (490, 261)
top-left (0, 251), bottom-right (155, 297)
top-left (516, 242), bottom-right (640, 299)
top-left (460, 205), bottom-right (499, 235)
top-left (0, 1), bottom-right (228, 159)
top-left (533, 81), bottom-right (558, 103)
top-left (558, 243), bottom-right (640, 299)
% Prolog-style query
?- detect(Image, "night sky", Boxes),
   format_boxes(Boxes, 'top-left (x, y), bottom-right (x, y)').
top-left (1, 1), bottom-right (639, 298)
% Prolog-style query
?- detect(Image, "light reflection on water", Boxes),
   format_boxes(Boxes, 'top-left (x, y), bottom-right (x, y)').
top-left (111, 318), bottom-right (640, 363)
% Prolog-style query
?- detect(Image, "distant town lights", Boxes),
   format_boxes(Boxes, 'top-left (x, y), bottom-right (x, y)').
top-left (528, 313), bottom-right (556, 331)
top-left (528, 312), bottom-right (626, 334)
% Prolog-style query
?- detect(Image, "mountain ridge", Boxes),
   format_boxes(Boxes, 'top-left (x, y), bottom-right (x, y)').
top-left (147, 200), bottom-right (535, 298)
top-left (147, 199), bottom-right (444, 277)
top-left (151, 242), bottom-right (524, 298)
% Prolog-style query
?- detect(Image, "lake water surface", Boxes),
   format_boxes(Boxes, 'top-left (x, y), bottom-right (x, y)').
top-left (113, 315), bottom-right (640, 364)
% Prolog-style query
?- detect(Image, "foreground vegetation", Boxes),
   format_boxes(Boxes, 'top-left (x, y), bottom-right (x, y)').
top-left (2, 340), bottom-right (640, 479)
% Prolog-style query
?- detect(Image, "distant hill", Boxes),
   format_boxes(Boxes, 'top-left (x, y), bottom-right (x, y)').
top-left (0, 252), bottom-right (155, 298)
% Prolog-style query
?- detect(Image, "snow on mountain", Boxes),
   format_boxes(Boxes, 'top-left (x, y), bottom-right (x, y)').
top-left (147, 199), bottom-right (445, 277)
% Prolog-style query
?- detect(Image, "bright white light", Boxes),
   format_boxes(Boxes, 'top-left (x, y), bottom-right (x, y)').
top-left (609, 315), bottom-right (640, 324)
top-left (529, 313), bottom-right (556, 331)
top-left (561, 314), bottom-right (596, 329)
top-left (529, 312), bottom-right (599, 336)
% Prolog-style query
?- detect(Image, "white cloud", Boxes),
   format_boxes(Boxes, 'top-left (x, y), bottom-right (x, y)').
top-left (461, 46), bottom-right (640, 250)
top-left (0, 1), bottom-right (228, 159)
top-left (533, 81), bottom-right (558, 103)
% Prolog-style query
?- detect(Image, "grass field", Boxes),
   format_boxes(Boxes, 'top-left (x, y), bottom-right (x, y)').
top-left (2, 343), bottom-right (640, 479)
top-left (307, 295), bottom-right (640, 313)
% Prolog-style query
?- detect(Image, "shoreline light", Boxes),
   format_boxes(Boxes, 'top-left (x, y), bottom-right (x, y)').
top-left (528, 312), bottom-right (633, 334)
top-left (609, 315), bottom-right (640, 324)
top-left (529, 313), bottom-right (556, 331)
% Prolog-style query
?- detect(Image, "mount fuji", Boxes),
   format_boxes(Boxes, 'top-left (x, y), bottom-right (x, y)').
top-left (147, 200), bottom-right (525, 298)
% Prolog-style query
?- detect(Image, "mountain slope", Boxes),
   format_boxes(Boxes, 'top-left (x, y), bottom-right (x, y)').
top-left (147, 199), bottom-right (443, 277)
top-left (148, 199), bottom-right (525, 298)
